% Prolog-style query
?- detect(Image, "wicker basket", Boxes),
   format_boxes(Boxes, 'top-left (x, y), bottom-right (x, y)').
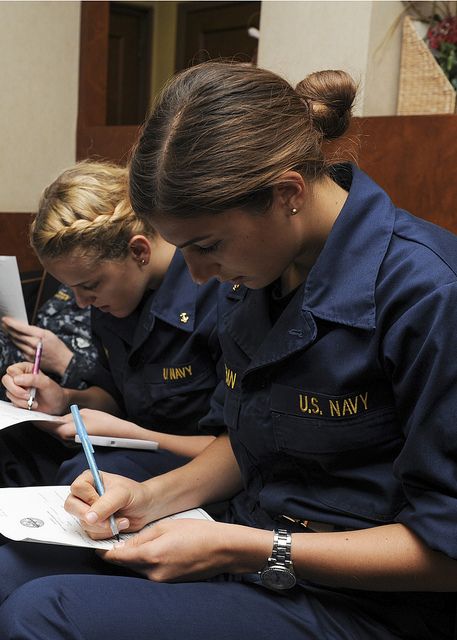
top-left (397, 16), bottom-right (456, 115)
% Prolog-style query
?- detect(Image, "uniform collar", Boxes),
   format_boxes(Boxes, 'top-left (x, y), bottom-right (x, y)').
top-left (302, 164), bottom-right (395, 330)
top-left (95, 249), bottom-right (198, 347)
top-left (147, 248), bottom-right (198, 333)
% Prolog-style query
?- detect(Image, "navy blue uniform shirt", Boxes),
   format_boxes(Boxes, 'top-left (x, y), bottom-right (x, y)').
top-left (219, 165), bottom-right (457, 564)
top-left (87, 250), bottom-right (223, 435)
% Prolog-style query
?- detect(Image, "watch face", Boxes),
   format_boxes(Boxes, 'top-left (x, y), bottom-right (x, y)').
top-left (260, 566), bottom-right (296, 590)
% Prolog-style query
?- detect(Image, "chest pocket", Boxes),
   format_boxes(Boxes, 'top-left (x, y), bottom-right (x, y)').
top-left (271, 383), bottom-right (399, 456)
top-left (124, 352), bottom-right (217, 430)
top-left (141, 352), bottom-right (217, 395)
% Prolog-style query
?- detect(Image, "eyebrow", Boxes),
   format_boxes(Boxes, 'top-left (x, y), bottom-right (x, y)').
top-left (176, 235), bottom-right (212, 249)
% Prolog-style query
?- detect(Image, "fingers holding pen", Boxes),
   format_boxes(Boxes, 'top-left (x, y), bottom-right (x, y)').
top-left (2, 363), bottom-right (59, 412)
top-left (66, 471), bottom-right (149, 538)
top-left (2, 362), bottom-right (37, 405)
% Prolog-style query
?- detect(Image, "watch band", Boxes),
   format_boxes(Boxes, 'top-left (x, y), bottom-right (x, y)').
top-left (272, 529), bottom-right (293, 568)
top-left (259, 528), bottom-right (296, 590)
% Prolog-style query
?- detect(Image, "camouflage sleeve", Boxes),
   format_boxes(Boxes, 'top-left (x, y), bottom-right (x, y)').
top-left (0, 327), bottom-right (25, 373)
top-left (0, 328), bottom-right (26, 400)
top-left (37, 285), bottom-right (99, 389)
top-left (60, 348), bottom-right (99, 390)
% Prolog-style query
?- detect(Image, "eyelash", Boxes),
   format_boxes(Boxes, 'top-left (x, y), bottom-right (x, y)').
top-left (196, 242), bottom-right (221, 255)
top-left (81, 282), bottom-right (99, 291)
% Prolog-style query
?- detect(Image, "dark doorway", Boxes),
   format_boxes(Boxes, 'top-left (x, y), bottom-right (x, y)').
top-left (176, 1), bottom-right (261, 70)
top-left (107, 2), bottom-right (153, 125)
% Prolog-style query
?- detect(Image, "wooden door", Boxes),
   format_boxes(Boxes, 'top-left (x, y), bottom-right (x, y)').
top-left (176, 1), bottom-right (260, 70)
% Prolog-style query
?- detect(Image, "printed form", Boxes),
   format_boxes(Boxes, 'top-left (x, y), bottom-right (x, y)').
top-left (0, 485), bottom-right (212, 549)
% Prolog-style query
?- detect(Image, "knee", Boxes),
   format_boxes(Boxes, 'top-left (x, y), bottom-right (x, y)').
top-left (56, 454), bottom-right (86, 484)
top-left (0, 577), bottom-right (80, 640)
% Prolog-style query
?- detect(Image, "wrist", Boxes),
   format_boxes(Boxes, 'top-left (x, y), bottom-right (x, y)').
top-left (221, 525), bottom-right (273, 574)
top-left (54, 348), bottom-right (73, 376)
top-left (60, 387), bottom-right (74, 414)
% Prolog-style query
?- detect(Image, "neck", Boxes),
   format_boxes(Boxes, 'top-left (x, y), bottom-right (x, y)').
top-left (281, 176), bottom-right (348, 294)
top-left (146, 238), bottom-right (176, 290)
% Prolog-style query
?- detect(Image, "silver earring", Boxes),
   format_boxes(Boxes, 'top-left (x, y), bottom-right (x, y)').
top-left (140, 258), bottom-right (145, 265)
top-left (291, 207), bottom-right (298, 215)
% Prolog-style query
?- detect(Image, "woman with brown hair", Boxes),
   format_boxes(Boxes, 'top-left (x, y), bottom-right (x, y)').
top-left (0, 63), bottom-right (456, 639)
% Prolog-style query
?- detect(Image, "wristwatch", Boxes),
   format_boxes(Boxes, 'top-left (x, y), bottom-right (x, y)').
top-left (259, 528), bottom-right (296, 590)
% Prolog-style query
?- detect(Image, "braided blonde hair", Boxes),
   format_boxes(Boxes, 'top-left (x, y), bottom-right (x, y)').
top-left (31, 161), bottom-right (154, 260)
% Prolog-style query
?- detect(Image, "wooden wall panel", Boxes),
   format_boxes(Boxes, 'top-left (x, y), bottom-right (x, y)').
top-left (77, 124), bottom-right (140, 165)
top-left (351, 115), bottom-right (457, 235)
top-left (75, 4), bottom-right (457, 234)
top-left (0, 212), bottom-right (40, 273)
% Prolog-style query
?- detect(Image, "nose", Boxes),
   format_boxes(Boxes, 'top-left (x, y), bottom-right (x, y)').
top-left (183, 252), bottom-right (220, 285)
top-left (73, 289), bottom-right (95, 309)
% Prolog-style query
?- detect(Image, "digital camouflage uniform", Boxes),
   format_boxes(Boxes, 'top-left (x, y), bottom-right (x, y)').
top-left (0, 284), bottom-right (98, 391)
top-left (0, 285), bottom-right (98, 487)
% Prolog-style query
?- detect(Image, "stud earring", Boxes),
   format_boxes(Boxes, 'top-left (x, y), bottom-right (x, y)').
top-left (140, 258), bottom-right (146, 265)
top-left (291, 208), bottom-right (298, 215)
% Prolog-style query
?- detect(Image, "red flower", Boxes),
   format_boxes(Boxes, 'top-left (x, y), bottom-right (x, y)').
top-left (427, 16), bottom-right (457, 49)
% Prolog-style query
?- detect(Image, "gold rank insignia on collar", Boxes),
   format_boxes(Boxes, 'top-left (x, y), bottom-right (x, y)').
top-left (179, 312), bottom-right (190, 324)
top-left (232, 284), bottom-right (240, 291)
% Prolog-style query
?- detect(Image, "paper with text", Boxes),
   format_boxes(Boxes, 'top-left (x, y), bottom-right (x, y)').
top-left (0, 400), bottom-right (61, 431)
top-left (0, 256), bottom-right (28, 323)
top-left (0, 485), bottom-right (213, 549)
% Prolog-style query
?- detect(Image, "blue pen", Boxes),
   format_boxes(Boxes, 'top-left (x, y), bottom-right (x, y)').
top-left (70, 404), bottom-right (120, 541)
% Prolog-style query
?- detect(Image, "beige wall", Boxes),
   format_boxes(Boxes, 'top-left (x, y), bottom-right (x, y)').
top-left (258, 0), bottom-right (404, 116)
top-left (0, 1), bottom-right (80, 212)
top-left (0, 0), bottom-right (408, 216)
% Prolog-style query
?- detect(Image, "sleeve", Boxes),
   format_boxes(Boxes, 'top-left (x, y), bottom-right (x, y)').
top-left (60, 348), bottom-right (98, 389)
top-left (197, 377), bottom-right (227, 436)
top-left (0, 328), bottom-right (23, 371)
top-left (81, 329), bottom-right (124, 408)
top-left (383, 281), bottom-right (457, 558)
top-left (196, 304), bottom-right (226, 435)
top-left (0, 328), bottom-right (23, 400)
top-left (37, 286), bottom-right (100, 390)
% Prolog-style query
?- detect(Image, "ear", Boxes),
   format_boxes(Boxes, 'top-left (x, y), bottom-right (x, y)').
top-left (272, 171), bottom-right (307, 214)
top-left (128, 235), bottom-right (151, 265)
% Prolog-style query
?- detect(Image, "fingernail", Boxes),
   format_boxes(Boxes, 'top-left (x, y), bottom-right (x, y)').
top-left (118, 519), bottom-right (129, 530)
top-left (86, 511), bottom-right (98, 523)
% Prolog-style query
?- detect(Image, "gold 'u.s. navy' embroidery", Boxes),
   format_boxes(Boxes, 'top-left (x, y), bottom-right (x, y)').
top-left (225, 365), bottom-right (237, 389)
top-left (299, 391), bottom-right (369, 417)
top-left (162, 365), bottom-right (192, 381)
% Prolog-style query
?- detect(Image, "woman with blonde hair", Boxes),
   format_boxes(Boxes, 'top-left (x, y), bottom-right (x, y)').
top-left (3, 160), bottom-right (223, 482)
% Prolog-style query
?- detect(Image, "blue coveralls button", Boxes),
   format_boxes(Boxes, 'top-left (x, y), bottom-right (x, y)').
top-left (179, 312), bottom-right (190, 323)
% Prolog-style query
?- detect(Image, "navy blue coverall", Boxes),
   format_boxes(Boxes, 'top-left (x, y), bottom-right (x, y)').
top-left (0, 166), bottom-right (456, 639)
top-left (58, 249), bottom-right (223, 483)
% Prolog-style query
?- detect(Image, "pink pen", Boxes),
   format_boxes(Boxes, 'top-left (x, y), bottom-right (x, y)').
top-left (27, 339), bottom-right (43, 410)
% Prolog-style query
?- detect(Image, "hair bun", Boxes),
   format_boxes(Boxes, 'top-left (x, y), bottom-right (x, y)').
top-left (295, 70), bottom-right (357, 140)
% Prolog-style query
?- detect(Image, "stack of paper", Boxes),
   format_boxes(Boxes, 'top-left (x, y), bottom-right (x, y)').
top-left (0, 256), bottom-right (28, 323)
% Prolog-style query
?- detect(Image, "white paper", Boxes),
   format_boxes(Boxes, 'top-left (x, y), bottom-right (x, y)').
top-left (0, 400), bottom-right (61, 431)
top-left (0, 256), bottom-right (28, 323)
top-left (0, 485), bottom-right (213, 550)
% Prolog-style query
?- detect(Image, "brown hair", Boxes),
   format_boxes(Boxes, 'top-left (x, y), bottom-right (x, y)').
top-left (31, 160), bottom-right (154, 261)
top-left (129, 62), bottom-right (357, 220)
